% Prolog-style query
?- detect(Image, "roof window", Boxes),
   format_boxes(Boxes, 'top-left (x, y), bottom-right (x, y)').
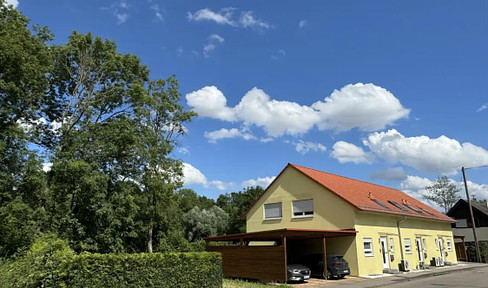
top-left (419, 207), bottom-right (434, 216)
top-left (404, 203), bottom-right (422, 214)
top-left (371, 199), bottom-right (390, 210)
top-left (388, 200), bottom-right (409, 212)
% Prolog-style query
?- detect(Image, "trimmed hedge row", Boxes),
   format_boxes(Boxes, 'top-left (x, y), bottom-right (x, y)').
top-left (0, 238), bottom-right (222, 288)
top-left (57, 252), bottom-right (222, 288)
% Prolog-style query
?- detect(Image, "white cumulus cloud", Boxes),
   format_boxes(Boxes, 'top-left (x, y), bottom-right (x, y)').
top-left (203, 34), bottom-right (224, 57)
top-left (151, 4), bottom-right (163, 22)
top-left (477, 103), bottom-right (487, 112)
top-left (238, 11), bottom-right (270, 30)
top-left (186, 86), bottom-right (236, 121)
top-left (400, 175), bottom-right (488, 201)
top-left (186, 83), bottom-right (409, 138)
top-left (182, 163), bottom-right (234, 191)
top-left (241, 176), bottom-right (276, 188)
top-left (182, 163), bottom-right (208, 186)
top-left (295, 141), bottom-right (326, 154)
top-left (204, 128), bottom-right (255, 143)
top-left (187, 8), bottom-right (234, 25)
top-left (331, 141), bottom-right (373, 164)
top-left (311, 83), bottom-right (410, 132)
top-left (187, 7), bottom-right (270, 30)
top-left (363, 129), bottom-right (488, 174)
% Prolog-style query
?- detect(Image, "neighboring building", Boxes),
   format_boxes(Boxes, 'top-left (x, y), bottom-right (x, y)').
top-left (446, 199), bottom-right (488, 261)
top-left (447, 199), bottom-right (488, 242)
top-left (242, 164), bottom-right (457, 277)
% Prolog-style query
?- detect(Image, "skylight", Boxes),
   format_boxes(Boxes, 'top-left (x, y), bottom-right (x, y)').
top-left (388, 200), bottom-right (409, 212)
top-left (404, 203), bottom-right (422, 214)
top-left (371, 199), bottom-right (390, 210)
top-left (419, 207), bottom-right (434, 216)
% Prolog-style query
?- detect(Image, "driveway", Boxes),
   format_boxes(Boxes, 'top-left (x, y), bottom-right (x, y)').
top-left (289, 276), bottom-right (366, 287)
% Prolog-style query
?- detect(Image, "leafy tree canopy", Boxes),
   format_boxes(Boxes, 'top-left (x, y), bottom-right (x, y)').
top-left (423, 176), bottom-right (460, 213)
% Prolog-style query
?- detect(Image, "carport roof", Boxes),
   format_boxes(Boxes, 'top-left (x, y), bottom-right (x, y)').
top-left (204, 228), bottom-right (357, 242)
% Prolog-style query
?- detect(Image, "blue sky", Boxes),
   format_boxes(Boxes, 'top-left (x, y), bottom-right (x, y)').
top-left (12, 0), bottom-right (488, 205)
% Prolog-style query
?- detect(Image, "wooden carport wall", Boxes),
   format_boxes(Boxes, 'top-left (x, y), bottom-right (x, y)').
top-left (205, 228), bottom-right (357, 282)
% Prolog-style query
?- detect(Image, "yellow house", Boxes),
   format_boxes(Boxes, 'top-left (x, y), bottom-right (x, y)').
top-left (242, 163), bottom-right (457, 277)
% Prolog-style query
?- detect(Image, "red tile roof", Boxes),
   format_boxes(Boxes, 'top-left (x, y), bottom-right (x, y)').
top-left (242, 163), bottom-right (455, 223)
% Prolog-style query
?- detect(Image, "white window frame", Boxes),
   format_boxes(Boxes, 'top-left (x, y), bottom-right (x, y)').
top-left (435, 238), bottom-right (439, 250)
top-left (446, 238), bottom-right (452, 252)
top-left (422, 238), bottom-right (427, 252)
top-left (363, 238), bottom-right (374, 257)
top-left (292, 199), bottom-right (314, 218)
top-left (389, 238), bottom-right (394, 253)
top-left (404, 238), bottom-right (412, 254)
top-left (263, 202), bottom-right (282, 220)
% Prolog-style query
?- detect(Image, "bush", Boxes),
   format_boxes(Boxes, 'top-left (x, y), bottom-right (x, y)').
top-left (0, 235), bottom-right (222, 288)
top-left (59, 252), bottom-right (222, 288)
top-left (0, 234), bottom-right (74, 288)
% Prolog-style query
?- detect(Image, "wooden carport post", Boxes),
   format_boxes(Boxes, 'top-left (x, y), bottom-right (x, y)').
top-left (322, 236), bottom-right (327, 280)
top-left (283, 234), bottom-right (287, 282)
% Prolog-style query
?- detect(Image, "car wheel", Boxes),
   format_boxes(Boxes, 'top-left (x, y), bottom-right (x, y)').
top-left (339, 275), bottom-right (346, 279)
top-left (325, 270), bottom-right (333, 280)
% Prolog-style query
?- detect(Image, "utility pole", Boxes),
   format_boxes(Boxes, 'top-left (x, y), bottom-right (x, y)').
top-left (461, 167), bottom-right (481, 262)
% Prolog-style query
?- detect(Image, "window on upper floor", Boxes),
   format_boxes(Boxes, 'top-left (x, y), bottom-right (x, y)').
top-left (363, 238), bottom-right (373, 257)
top-left (404, 238), bottom-right (412, 254)
top-left (292, 199), bottom-right (313, 218)
top-left (264, 202), bottom-right (282, 220)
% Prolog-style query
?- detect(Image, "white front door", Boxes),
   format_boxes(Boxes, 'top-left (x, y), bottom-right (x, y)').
top-left (416, 238), bottom-right (423, 263)
top-left (380, 237), bottom-right (389, 269)
top-left (439, 238), bottom-right (445, 262)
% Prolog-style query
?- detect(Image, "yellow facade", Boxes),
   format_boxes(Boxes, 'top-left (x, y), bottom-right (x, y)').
top-left (245, 166), bottom-right (457, 276)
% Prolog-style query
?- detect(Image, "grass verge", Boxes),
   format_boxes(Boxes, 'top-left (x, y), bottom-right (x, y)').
top-left (223, 278), bottom-right (291, 288)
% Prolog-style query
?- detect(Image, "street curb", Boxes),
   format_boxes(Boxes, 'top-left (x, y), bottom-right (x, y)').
top-left (360, 265), bottom-right (488, 288)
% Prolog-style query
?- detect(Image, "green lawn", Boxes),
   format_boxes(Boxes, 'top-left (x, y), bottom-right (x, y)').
top-left (223, 279), bottom-right (291, 288)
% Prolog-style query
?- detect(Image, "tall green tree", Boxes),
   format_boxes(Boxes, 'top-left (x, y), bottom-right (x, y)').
top-left (217, 186), bottom-right (264, 234)
top-left (46, 32), bottom-right (196, 253)
top-left (423, 176), bottom-right (460, 212)
top-left (0, 0), bottom-right (52, 257)
top-left (0, 3), bottom-right (196, 256)
top-left (182, 206), bottom-right (229, 242)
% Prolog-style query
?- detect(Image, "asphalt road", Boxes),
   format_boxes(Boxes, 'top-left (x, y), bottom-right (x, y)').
top-left (387, 266), bottom-right (488, 288)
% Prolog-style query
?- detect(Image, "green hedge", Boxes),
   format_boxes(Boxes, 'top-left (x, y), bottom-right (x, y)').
top-left (58, 252), bottom-right (222, 288)
top-left (0, 236), bottom-right (222, 288)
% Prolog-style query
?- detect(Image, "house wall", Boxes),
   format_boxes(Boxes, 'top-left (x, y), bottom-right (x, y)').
top-left (245, 166), bottom-right (361, 275)
top-left (245, 166), bottom-right (457, 277)
top-left (246, 166), bottom-right (356, 232)
top-left (452, 227), bottom-right (488, 242)
top-left (354, 211), bottom-right (457, 276)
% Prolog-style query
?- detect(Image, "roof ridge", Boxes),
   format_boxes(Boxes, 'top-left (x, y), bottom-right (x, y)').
top-left (289, 163), bottom-right (401, 192)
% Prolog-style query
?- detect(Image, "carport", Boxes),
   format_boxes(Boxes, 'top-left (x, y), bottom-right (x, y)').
top-left (205, 228), bottom-right (357, 282)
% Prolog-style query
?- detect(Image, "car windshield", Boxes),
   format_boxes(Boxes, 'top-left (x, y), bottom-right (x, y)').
top-left (330, 256), bottom-right (344, 261)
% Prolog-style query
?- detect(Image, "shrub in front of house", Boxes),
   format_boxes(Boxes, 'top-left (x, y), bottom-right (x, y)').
top-left (0, 235), bottom-right (222, 288)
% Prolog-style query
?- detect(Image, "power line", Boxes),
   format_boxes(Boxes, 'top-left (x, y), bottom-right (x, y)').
top-left (464, 164), bottom-right (488, 170)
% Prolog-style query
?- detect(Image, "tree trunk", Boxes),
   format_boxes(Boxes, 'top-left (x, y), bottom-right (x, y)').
top-left (147, 226), bottom-right (153, 253)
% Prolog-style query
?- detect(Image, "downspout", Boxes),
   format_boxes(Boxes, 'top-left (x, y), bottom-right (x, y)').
top-left (397, 216), bottom-right (406, 261)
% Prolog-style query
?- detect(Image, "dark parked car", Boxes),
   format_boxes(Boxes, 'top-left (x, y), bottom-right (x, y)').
top-left (287, 264), bottom-right (311, 282)
top-left (300, 254), bottom-right (350, 279)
